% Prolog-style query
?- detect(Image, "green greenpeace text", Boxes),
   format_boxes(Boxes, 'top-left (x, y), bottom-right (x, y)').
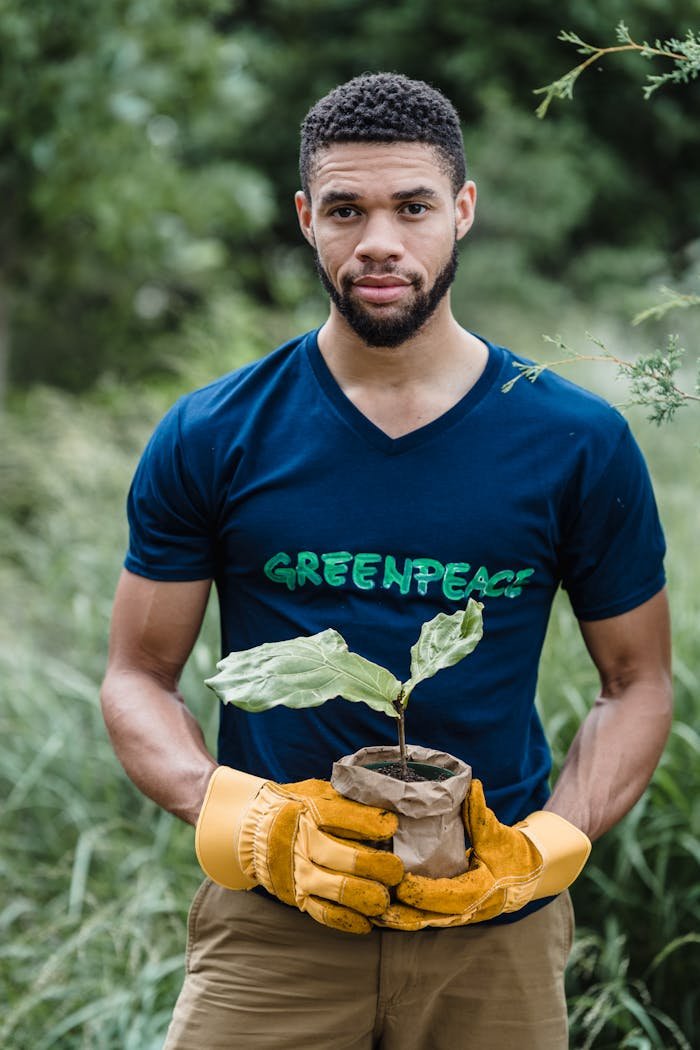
top-left (264, 550), bottom-right (534, 600)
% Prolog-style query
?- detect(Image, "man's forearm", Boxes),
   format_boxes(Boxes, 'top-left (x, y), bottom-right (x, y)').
top-left (544, 674), bottom-right (672, 841)
top-left (100, 669), bottom-right (217, 826)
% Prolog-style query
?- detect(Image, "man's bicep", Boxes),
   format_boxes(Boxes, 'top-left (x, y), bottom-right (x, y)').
top-left (107, 569), bottom-right (213, 686)
top-left (577, 587), bottom-right (672, 697)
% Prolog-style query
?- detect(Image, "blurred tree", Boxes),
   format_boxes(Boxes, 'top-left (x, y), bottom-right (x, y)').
top-left (0, 0), bottom-right (275, 393)
top-left (2, 0), bottom-right (699, 393)
top-left (505, 19), bottom-right (700, 428)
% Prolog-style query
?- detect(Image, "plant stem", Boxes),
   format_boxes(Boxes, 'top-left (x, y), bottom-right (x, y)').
top-left (566, 41), bottom-right (686, 84)
top-left (393, 696), bottom-right (408, 775)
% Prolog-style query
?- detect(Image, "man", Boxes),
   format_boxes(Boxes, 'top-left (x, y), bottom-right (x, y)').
top-left (101, 73), bottom-right (672, 1049)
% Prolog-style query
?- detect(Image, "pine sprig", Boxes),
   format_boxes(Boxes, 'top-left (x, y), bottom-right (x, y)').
top-left (528, 20), bottom-right (700, 434)
top-left (641, 30), bottom-right (700, 97)
top-left (501, 333), bottom-right (699, 426)
top-left (625, 335), bottom-right (689, 425)
top-left (534, 21), bottom-right (697, 118)
top-left (632, 287), bottom-right (700, 326)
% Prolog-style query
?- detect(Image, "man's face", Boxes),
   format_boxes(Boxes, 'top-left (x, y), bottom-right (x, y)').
top-left (295, 142), bottom-right (476, 348)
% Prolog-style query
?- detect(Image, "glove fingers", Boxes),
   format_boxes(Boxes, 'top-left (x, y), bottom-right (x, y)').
top-left (283, 778), bottom-right (336, 799)
top-left (395, 858), bottom-right (495, 913)
top-left (337, 873), bottom-right (391, 916)
top-left (373, 895), bottom-right (508, 930)
top-left (303, 895), bottom-right (372, 935)
top-left (309, 827), bottom-right (403, 886)
top-left (465, 781), bottom-right (541, 877)
top-left (281, 779), bottom-right (399, 842)
top-left (309, 796), bottom-right (399, 842)
top-left (350, 839), bottom-right (404, 885)
top-left (296, 859), bottom-right (391, 916)
top-left (372, 902), bottom-right (454, 931)
top-left (464, 778), bottom-right (501, 841)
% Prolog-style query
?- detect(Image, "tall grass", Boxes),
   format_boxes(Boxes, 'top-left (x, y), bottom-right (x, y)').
top-left (0, 384), bottom-right (208, 1049)
top-left (539, 401), bottom-right (700, 1048)
top-left (1, 319), bottom-right (698, 1048)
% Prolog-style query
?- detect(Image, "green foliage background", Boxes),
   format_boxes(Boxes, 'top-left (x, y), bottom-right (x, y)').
top-left (2, 0), bottom-right (699, 392)
top-left (1, 1), bottom-right (699, 1046)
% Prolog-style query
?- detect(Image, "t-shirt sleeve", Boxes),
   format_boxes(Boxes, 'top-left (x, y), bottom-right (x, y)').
top-left (124, 400), bottom-right (216, 581)
top-left (559, 423), bottom-right (666, 621)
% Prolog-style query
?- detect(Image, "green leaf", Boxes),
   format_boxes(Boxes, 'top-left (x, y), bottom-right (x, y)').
top-left (402, 599), bottom-right (484, 701)
top-left (615, 22), bottom-right (632, 47)
top-left (205, 629), bottom-right (401, 717)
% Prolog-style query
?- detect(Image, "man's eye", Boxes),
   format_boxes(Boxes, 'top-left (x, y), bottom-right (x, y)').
top-left (402, 202), bottom-right (428, 216)
top-left (331, 206), bottom-right (358, 219)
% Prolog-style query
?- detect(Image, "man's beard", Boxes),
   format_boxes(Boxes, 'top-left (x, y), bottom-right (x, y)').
top-left (314, 242), bottom-right (459, 348)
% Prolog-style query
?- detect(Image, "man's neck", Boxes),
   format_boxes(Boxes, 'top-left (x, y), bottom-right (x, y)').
top-left (316, 300), bottom-right (489, 439)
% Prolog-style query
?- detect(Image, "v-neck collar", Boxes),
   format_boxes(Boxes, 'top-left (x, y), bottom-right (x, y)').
top-left (303, 328), bottom-right (505, 455)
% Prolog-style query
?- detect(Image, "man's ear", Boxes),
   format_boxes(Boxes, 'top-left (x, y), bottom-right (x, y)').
top-left (455, 181), bottom-right (477, 241)
top-left (295, 190), bottom-right (316, 247)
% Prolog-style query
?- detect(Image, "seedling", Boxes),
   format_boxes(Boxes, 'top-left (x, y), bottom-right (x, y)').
top-left (206, 599), bottom-right (484, 777)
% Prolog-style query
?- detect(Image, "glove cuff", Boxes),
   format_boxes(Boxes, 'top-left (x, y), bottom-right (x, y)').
top-left (195, 765), bottom-right (268, 890)
top-left (518, 810), bottom-right (591, 899)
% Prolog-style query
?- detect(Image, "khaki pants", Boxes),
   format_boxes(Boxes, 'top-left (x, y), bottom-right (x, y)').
top-left (164, 880), bottom-right (575, 1050)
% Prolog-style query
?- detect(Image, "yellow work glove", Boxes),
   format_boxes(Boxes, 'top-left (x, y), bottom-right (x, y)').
top-left (375, 778), bottom-right (591, 931)
top-left (195, 765), bottom-right (404, 934)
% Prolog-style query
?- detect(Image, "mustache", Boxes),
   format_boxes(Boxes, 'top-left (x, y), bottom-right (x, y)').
top-left (343, 265), bottom-right (421, 287)
top-left (313, 251), bottom-right (420, 289)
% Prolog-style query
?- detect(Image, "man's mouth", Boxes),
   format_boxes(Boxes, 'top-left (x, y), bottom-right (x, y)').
top-left (352, 274), bottom-right (413, 304)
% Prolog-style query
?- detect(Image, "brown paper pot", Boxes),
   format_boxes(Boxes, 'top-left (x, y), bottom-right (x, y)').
top-left (331, 745), bottom-right (472, 878)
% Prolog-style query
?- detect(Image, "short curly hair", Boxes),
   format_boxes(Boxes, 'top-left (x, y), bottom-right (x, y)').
top-left (300, 73), bottom-right (466, 197)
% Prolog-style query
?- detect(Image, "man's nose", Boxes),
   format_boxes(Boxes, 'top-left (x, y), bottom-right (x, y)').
top-left (353, 213), bottom-right (404, 264)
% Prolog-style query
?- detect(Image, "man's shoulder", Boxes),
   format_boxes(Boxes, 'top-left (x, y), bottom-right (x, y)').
top-left (173, 330), bottom-right (313, 436)
top-left (496, 344), bottom-right (627, 441)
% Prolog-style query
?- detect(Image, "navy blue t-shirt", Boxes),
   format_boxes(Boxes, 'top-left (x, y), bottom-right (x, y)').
top-left (126, 329), bottom-right (665, 828)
